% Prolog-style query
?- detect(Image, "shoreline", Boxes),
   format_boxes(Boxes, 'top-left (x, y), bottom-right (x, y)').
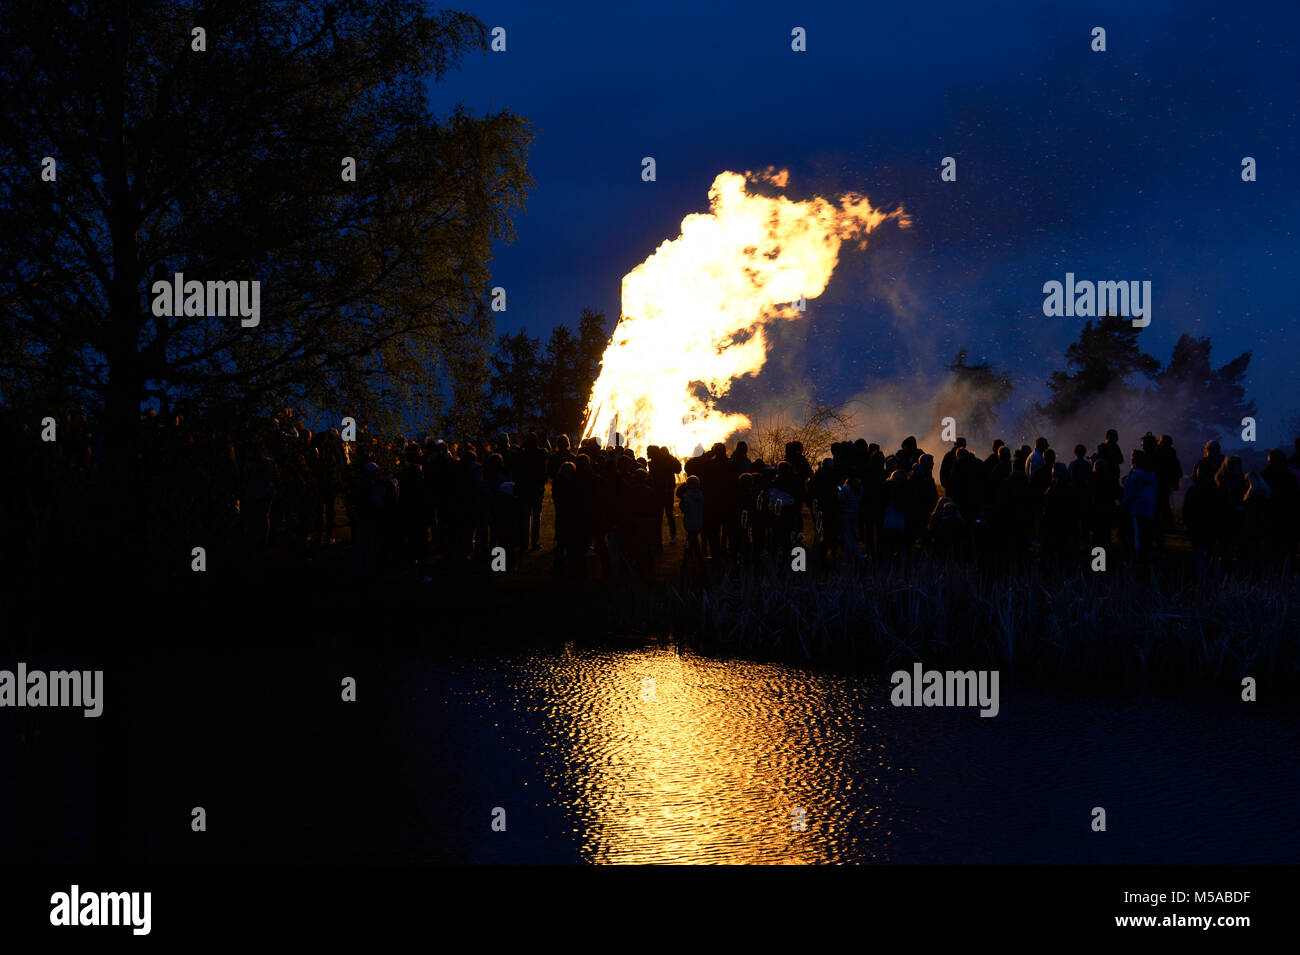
top-left (4, 530), bottom-right (1295, 697)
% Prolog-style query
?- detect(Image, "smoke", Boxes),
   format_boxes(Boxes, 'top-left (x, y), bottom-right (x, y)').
top-left (739, 348), bottom-right (1282, 509)
top-left (586, 166), bottom-right (1291, 478)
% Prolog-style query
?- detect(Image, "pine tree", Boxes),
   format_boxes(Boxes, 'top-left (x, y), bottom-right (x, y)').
top-left (941, 348), bottom-right (1014, 441)
top-left (540, 325), bottom-right (582, 434)
top-left (1038, 316), bottom-right (1160, 423)
top-left (575, 307), bottom-right (609, 425)
top-left (489, 328), bottom-right (541, 434)
top-left (1149, 334), bottom-right (1255, 444)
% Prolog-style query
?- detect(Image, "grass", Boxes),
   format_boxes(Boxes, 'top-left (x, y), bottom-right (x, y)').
top-left (8, 486), bottom-right (1296, 693)
top-left (662, 555), bottom-right (1300, 690)
top-left (220, 496), bottom-right (1300, 691)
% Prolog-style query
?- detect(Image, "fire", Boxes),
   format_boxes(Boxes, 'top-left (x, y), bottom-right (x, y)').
top-left (581, 168), bottom-right (909, 456)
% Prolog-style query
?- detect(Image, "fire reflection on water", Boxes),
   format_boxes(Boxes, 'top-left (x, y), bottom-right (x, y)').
top-left (524, 648), bottom-right (905, 864)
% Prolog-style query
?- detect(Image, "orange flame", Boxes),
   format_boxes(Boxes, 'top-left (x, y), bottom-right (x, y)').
top-left (581, 168), bottom-right (909, 456)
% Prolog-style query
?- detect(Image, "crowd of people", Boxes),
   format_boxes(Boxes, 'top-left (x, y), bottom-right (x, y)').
top-left (7, 407), bottom-right (1300, 580)
top-left (535, 429), bottom-right (1300, 578)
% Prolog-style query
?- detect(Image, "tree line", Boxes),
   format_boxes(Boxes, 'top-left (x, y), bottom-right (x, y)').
top-left (484, 307), bottom-right (608, 437)
top-left (942, 315), bottom-right (1256, 452)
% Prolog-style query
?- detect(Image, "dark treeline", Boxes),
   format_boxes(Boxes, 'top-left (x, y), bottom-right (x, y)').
top-left (486, 308), bottom-right (609, 437)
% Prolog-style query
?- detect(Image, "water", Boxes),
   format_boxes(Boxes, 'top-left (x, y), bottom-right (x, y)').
top-left (7, 642), bottom-right (1296, 864)
top-left (387, 646), bottom-right (1298, 864)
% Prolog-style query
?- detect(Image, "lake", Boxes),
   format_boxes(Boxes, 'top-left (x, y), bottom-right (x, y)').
top-left (7, 640), bottom-right (1296, 864)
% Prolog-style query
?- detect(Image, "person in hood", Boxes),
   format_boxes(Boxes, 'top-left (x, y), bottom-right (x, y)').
top-left (1122, 449), bottom-right (1159, 562)
top-left (906, 454), bottom-right (938, 546)
top-left (926, 496), bottom-right (970, 560)
top-left (838, 473), bottom-right (864, 562)
top-left (492, 479), bottom-right (527, 571)
top-left (676, 474), bottom-right (705, 564)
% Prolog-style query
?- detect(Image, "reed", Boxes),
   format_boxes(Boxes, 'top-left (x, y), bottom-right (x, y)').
top-left (664, 557), bottom-right (1300, 689)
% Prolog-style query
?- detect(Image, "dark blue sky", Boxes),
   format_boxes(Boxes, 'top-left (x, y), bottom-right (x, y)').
top-left (437, 0), bottom-right (1298, 442)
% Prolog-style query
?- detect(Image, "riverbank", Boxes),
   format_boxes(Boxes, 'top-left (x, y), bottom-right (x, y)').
top-left (5, 518), bottom-right (1295, 696)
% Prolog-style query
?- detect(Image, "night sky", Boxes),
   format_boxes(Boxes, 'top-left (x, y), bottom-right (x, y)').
top-left (437, 0), bottom-right (1298, 442)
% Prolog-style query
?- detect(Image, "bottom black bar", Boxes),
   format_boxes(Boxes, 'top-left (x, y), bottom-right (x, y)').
top-left (1, 865), bottom-right (1285, 942)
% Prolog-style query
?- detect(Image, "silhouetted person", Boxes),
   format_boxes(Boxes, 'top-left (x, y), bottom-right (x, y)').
top-left (1066, 444), bottom-right (1093, 543)
top-left (1155, 435), bottom-right (1183, 537)
top-left (312, 428), bottom-right (344, 545)
top-left (459, 452), bottom-right (491, 561)
top-left (1241, 472), bottom-right (1272, 573)
top-left (1030, 447), bottom-right (1056, 499)
top-left (984, 439), bottom-right (1005, 472)
top-left (906, 454), bottom-right (938, 547)
top-left (1068, 444), bottom-right (1091, 489)
top-left (811, 457), bottom-right (842, 559)
top-left (985, 444), bottom-right (1011, 511)
top-left (1215, 455), bottom-right (1246, 566)
top-left (604, 454), bottom-right (637, 578)
top-left (838, 473), bottom-right (864, 562)
top-left (772, 459), bottom-right (803, 550)
top-left (398, 446), bottom-right (428, 571)
top-left (242, 441), bottom-right (278, 551)
top-left (926, 496), bottom-right (971, 560)
top-left (1261, 448), bottom-right (1299, 568)
top-left (426, 440), bottom-right (456, 558)
top-left (677, 474), bottom-right (705, 564)
top-left (1182, 458), bottom-right (1220, 574)
top-left (1091, 445), bottom-right (1120, 550)
top-left (352, 460), bottom-right (396, 574)
top-left (281, 450), bottom-right (316, 560)
top-left (1122, 450), bottom-right (1158, 562)
top-left (859, 450), bottom-right (886, 556)
top-left (940, 436), bottom-right (965, 489)
top-left (517, 432), bottom-right (549, 550)
top-left (879, 470), bottom-right (908, 559)
top-left (648, 445), bottom-right (682, 545)
top-left (552, 459), bottom-right (580, 577)
top-left (1202, 440), bottom-right (1225, 485)
top-left (783, 440), bottom-right (814, 535)
top-left (996, 468), bottom-right (1036, 559)
top-left (1099, 429), bottom-right (1123, 471)
top-left (547, 434), bottom-right (576, 543)
top-left (629, 468), bottom-right (661, 573)
top-left (896, 436), bottom-right (921, 473)
top-left (730, 440), bottom-right (751, 475)
top-left (210, 436), bottom-right (241, 555)
top-left (1027, 437), bottom-right (1050, 479)
top-left (947, 445), bottom-right (983, 522)
top-left (492, 480), bottom-right (527, 571)
top-left (1042, 462), bottom-right (1081, 564)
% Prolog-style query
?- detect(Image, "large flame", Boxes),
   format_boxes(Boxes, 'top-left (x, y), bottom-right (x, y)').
top-left (581, 168), bottom-right (909, 456)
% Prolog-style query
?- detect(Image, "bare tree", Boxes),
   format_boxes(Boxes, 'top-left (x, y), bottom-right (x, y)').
top-left (749, 401), bottom-right (855, 464)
